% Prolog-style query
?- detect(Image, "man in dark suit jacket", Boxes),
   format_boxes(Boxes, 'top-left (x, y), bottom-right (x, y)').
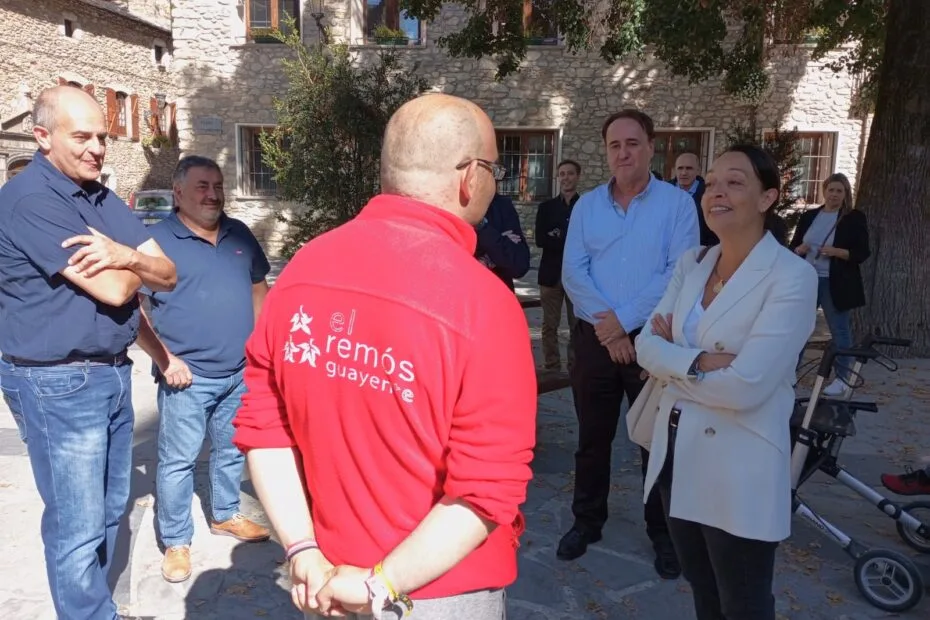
top-left (475, 192), bottom-right (531, 291)
top-left (534, 160), bottom-right (581, 370)
top-left (669, 152), bottom-right (717, 246)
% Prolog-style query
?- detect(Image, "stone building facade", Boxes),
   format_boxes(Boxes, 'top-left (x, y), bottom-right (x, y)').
top-left (0, 0), bottom-right (178, 199)
top-left (169, 1), bottom-right (870, 256)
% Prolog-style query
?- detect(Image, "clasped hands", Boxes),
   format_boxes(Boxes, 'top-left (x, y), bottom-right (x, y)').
top-left (289, 549), bottom-right (376, 617)
top-left (650, 313), bottom-right (735, 372)
top-left (794, 243), bottom-right (845, 259)
top-left (593, 311), bottom-right (635, 364)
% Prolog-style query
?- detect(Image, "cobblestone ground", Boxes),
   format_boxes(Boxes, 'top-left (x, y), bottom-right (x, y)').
top-left (1, 269), bottom-right (929, 618)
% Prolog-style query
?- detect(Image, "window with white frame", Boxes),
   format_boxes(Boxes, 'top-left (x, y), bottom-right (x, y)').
top-left (239, 126), bottom-right (278, 197)
top-left (765, 130), bottom-right (837, 204)
top-left (651, 130), bottom-right (712, 181)
top-left (496, 129), bottom-right (557, 202)
top-left (104, 88), bottom-right (140, 141)
top-left (365, 0), bottom-right (421, 44)
top-left (522, 0), bottom-right (559, 45)
top-left (245, 0), bottom-right (300, 41)
top-left (490, 0), bottom-right (558, 45)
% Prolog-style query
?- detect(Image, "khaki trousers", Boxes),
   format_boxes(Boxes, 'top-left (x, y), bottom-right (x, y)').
top-left (540, 283), bottom-right (575, 371)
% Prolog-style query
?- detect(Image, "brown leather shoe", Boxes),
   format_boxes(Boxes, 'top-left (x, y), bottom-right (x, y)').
top-left (161, 546), bottom-right (192, 583)
top-left (209, 514), bottom-right (271, 542)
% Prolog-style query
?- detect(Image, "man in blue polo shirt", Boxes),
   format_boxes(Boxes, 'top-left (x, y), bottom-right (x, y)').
top-left (0, 85), bottom-right (177, 620)
top-left (134, 155), bottom-right (271, 583)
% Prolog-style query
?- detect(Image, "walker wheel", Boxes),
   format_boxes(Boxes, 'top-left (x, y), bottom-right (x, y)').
top-left (897, 500), bottom-right (930, 554)
top-left (853, 549), bottom-right (924, 612)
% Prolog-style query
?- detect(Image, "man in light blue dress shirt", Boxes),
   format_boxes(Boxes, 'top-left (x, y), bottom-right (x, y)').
top-left (556, 110), bottom-right (699, 580)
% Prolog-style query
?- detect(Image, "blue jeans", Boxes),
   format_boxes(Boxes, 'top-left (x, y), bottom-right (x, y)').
top-left (818, 277), bottom-right (853, 379)
top-left (0, 358), bottom-right (133, 620)
top-left (156, 369), bottom-right (246, 547)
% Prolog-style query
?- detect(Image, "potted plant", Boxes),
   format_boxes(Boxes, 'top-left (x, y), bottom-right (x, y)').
top-left (525, 26), bottom-right (546, 46)
top-left (373, 25), bottom-right (408, 46)
top-left (142, 134), bottom-right (172, 150)
top-left (250, 26), bottom-right (281, 43)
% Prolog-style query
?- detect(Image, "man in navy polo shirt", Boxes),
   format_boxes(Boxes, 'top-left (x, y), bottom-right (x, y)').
top-left (0, 85), bottom-right (177, 620)
top-left (134, 155), bottom-right (271, 583)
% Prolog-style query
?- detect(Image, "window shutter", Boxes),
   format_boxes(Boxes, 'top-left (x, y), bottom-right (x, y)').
top-left (105, 88), bottom-right (118, 137)
top-left (168, 103), bottom-right (177, 145)
top-left (83, 83), bottom-right (95, 98)
top-left (385, 0), bottom-right (399, 29)
top-left (130, 94), bottom-right (140, 141)
top-left (149, 97), bottom-right (160, 135)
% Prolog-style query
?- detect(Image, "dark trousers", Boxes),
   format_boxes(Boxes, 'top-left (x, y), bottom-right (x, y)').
top-left (569, 320), bottom-right (668, 539)
top-left (658, 415), bottom-right (778, 620)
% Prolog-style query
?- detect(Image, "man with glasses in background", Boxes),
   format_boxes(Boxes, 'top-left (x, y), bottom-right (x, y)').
top-left (471, 159), bottom-right (531, 291)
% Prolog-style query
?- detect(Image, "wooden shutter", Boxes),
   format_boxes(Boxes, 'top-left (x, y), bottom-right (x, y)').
top-left (385, 0), bottom-right (399, 29)
top-left (130, 94), bottom-right (140, 141)
top-left (168, 103), bottom-right (177, 145)
top-left (149, 97), bottom-right (160, 135)
top-left (105, 88), bottom-right (118, 137)
top-left (83, 83), bottom-right (95, 98)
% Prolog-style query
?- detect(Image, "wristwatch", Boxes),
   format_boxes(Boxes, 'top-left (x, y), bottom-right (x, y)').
top-left (687, 353), bottom-right (705, 381)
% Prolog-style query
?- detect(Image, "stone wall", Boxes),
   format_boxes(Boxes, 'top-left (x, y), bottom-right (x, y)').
top-left (344, 3), bottom-right (870, 257)
top-left (0, 0), bottom-right (178, 198)
top-left (170, 0), bottom-right (306, 251)
top-left (168, 0), bottom-right (870, 258)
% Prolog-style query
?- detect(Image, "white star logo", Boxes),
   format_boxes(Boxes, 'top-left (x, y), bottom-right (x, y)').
top-left (297, 340), bottom-right (322, 368)
top-left (283, 336), bottom-right (300, 363)
top-left (289, 306), bottom-right (312, 335)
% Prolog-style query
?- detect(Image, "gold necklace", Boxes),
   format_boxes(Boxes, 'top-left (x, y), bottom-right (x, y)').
top-left (712, 264), bottom-right (727, 294)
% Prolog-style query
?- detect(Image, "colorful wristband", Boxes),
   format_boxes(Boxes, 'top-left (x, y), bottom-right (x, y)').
top-left (284, 538), bottom-right (319, 562)
top-left (373, 563), bottom-right (414, 615)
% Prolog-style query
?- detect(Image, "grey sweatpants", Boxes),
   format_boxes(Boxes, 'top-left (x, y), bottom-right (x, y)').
top-left (308, 589), bottom-right (506, 620)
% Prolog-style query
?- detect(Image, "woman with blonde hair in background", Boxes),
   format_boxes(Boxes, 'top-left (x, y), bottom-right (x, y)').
top-left (790, 172), bottom-right (870, 396)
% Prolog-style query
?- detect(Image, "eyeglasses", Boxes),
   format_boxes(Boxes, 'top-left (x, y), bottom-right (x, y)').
top-left (456, 158), bottom-right (507, 181)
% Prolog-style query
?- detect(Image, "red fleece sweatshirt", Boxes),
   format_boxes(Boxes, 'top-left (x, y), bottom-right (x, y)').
top-left (232, 195), bottom-right (537, 599)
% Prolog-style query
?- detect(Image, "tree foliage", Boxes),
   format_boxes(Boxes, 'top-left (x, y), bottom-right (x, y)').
top-left (260, 25), bottom-right (427, 257)
top-left (403, 0), bottom-right (885, 103)
top-left (725, 122), bottom-right (803, 227)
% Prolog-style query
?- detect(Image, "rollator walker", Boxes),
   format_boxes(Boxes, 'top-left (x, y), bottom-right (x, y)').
top-left (790, 334), bottom-right (930, 612)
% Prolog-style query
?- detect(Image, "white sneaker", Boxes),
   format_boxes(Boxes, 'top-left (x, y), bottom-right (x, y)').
top-left (822, 378), bottom-right (851, 398)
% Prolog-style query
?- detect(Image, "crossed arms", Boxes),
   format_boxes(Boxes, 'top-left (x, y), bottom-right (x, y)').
top-left (11, 193), bottom-right (176, 306)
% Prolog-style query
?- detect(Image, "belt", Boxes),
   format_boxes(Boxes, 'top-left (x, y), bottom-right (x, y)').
top-left (1, 351), bottom-right (129, 367)
top-left (658, 407), bottom-right (684, 487)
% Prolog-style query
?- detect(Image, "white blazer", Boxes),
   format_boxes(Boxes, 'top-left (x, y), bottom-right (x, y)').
top-left (635, 232), bottom-right (818, 542)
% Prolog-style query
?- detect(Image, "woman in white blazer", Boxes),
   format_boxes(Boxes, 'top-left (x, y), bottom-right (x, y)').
top-left (635, 144), bottom-right (819, 620)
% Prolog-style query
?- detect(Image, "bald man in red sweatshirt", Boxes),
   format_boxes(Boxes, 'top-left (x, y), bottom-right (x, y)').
top-left (232, 93), bottom-right (537, 619)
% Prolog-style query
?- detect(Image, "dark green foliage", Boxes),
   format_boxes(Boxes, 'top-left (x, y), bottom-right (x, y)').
top-left (402, 0), bottom-right (884, 104)
top-left (259, 25), bottom-right (428, 257)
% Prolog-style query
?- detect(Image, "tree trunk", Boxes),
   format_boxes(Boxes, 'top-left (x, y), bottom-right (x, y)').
top-left (853, 0), bottom-right (930, 355)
